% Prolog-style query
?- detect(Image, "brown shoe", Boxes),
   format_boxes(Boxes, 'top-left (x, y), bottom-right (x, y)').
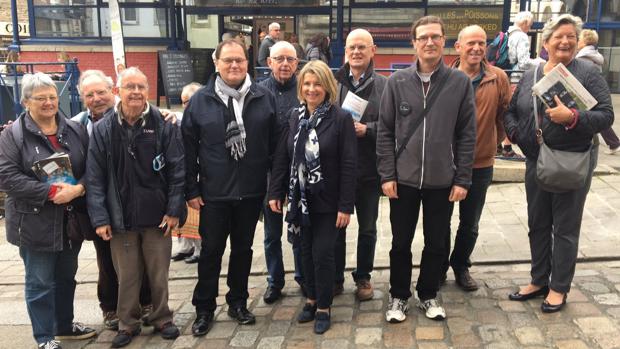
top-left (355, 279), bottom-right (374, 301)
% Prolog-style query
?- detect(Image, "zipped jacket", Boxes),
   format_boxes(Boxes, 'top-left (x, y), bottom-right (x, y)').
top-left (376, 61), bottom-right (476, 189)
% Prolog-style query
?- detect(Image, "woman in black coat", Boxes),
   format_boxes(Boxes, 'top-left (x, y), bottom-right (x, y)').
top-left (268, 60), bottom-right (357, 334)
top-left (504, 14), bottom-right (614, 313)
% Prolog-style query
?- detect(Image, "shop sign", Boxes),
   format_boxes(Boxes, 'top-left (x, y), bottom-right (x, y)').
top-left (192, 0), bottom-right (321, 6)
top-left (0, 22), bottom-right (30, 37)
top-left (427, 6), bottom-right (503, 39)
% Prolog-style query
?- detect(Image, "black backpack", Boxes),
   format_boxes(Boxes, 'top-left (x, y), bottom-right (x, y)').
top-left (486, 31), bottom-right (511, 70)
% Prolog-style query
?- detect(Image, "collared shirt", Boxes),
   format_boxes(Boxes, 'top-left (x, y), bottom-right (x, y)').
top-left (115, 100), bottom-right (150, 127)
top-left (349, 70), bottom-right (365, 88)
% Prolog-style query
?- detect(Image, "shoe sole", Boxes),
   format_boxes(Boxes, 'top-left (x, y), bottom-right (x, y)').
top-left (55, 331), bottom-right (97, 340)
top-left (228, 312), bottom-right (256, 325)
top-left (385, 311), bottom-right (407, 323)
top-left (356, 291), bottom-right (374, 302)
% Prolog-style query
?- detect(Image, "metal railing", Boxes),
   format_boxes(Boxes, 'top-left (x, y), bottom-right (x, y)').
top-left (0, 61), bottom-right (81, 123)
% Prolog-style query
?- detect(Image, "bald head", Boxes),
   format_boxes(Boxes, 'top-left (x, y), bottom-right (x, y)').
top-left (345, 28), bottom-right (376, 72)
top-left (455, 25), bottom-right (487, 70)
top-left (457, 25), bottom-right (487, 42)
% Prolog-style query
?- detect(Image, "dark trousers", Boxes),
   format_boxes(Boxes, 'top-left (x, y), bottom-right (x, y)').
top-left (192, 198), bottom-right (262, 314)
top-left (20, 241), bottom-right (82, 344)
top-left (444, 167), bottom-right (493, 273)
top-left (525, 155), bottom-right (594, 293)
top-left (302, 212), bottom-right (339, 309)
top-left (601, 128), bottom-right (620, 149)
top-left (335, 181), bottom-right (380, 283)
top-left (92, 236), bottom-right (151, 312)
top-left (389, 184), bottom-right (452, 301)
top-left (263, 204), bottom-right (304, 289)
top-left (110, 229), bottom-right (173, 331)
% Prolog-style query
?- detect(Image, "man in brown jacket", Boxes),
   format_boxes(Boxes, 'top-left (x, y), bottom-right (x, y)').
top-left (443, 25), bottom-right (511, 291)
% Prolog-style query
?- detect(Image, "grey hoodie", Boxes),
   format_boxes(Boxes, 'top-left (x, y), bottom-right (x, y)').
top-left (576, 45), bottom-right (604, 71)
top-left (507, 25), bottom-right (538, 71)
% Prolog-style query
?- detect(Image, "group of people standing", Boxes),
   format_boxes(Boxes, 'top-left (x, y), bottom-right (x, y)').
top-left (0, 11), bottom-right (614, 349)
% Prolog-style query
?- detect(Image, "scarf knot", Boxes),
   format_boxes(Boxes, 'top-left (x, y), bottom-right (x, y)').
top-left (216, 74), bottom-right (251, 161)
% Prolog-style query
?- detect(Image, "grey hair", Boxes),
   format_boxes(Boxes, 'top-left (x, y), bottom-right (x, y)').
top-left (181, 82), bottom-right (202, 99)
top-left (268, 22), bottom-right (280, 31)
top-left (21, 72), bottom-right (56, 103)
top-left (116, 66), bottom-right (148, 88)
top-left (269, 41), bottom-right (297, 57)
top-left (514, 11), bottom-right (533, 26)
top-left (579, 28), bottom-right (599, 46)
top-left (541, 14), bottom-right (583, 43)
top-left (79, 69), bottom-right (114, 93)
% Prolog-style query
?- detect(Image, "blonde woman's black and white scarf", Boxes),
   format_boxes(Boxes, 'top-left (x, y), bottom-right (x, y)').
top-left (215, 74), bottom-right (251, 160)
top-left (285, 101), bottom-right (330, 235)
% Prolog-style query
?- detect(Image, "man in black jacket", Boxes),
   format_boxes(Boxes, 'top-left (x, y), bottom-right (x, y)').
top-left (86, 67), bottom-right (185, 348)
top-left (334, 28), bottom-right (387, 301)
top-left (258, 41), bottom-right (304, 304)
top-left (182, 39), bottom-right (280, 336)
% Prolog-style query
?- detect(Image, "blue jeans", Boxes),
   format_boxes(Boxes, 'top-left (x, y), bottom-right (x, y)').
top-left (20, 241), bottom-right (82, 344)
top-left (445, 166), bottom-right (493, 273)
top-left (335, 182), bottom-right (380, 283)
top-left (263, 204), bottom-right (303, 289)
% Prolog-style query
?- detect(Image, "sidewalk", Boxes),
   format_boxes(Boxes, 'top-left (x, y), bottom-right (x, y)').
top-left (1, 97), bottom-right (620, 348)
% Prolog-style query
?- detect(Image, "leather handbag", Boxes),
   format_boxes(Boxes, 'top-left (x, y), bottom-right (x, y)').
top-left (532, 65), bottom-right (591, 193)
top-left (66, 197), bottom-right (97, 241)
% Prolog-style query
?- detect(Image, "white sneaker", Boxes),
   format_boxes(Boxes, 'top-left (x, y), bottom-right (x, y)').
top-left (385, 296), bottom-right (409, 323)
top-left (418, 298), bottom-right (446, 320)
top-left (38, 340), bottom-right (61, 349)
top-left (606, 146), bottom-right (620, 155)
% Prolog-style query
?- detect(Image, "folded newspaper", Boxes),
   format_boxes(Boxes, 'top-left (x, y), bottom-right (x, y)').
top-left (341, 91), bottom-right (368, 122)
top-left (531, 63), bottom-right (597, 111)
top-left (31, 152), bottom-right (77, 185)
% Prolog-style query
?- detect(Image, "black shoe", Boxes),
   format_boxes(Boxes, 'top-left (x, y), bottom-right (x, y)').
top-left (55, 322), bottom-right (96, 340)
top-left (111, 328), bottom-right (141, 348)
top-left (333, 283), bottom-right (344, 296)
top-left (454, 269), bottom-right (479, 291)
top-left (153, 321), bottom-right (180, 340)
top-left (171, 249), bottom-right (194, 261)
top-left (314, 310), bottom-right (331, 334)
top-left (541, 294), bottom-right (567, 313)
top-left (508, 285), bottom-right (549, 301)
top-left (227, 306), bottom-right (256, 325)
top-left (297, 303), bottom-right (317, 323)
top-left (191, 312), bottom-right (214, 337)
top-left (184, 255), bottom-right (200, 264)
top-left (263, 286), bottom-right (282, 304)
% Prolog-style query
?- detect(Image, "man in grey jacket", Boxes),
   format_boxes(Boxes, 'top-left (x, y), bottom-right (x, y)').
top-left (334, 28), bottom-right (386, 301)
top-left (377, 16), bottom-right (476, 323)
top-left (257, 22), bottom-right (281, 67)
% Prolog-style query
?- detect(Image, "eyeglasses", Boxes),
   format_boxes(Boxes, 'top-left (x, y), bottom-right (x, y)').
top-left (219, 57), bottom-right (247, 65)
top-left (84, 89), bottom-right (111, 99)
top-left (346, 44), bottom-right (369, 51)
top-left (415, 35), bottom-right (444, 43)
top-left (120, 83), bottom-right (147, 92)
top-left (271, 56), bottom-right (297, 63)
top-left (30, 96), bottom-right (58, 103)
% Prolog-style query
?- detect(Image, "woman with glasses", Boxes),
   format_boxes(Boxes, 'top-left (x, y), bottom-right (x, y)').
top-left (0, 72), bottom-right (95, 349)
top-left (268, 60), bottom-right (357, 334)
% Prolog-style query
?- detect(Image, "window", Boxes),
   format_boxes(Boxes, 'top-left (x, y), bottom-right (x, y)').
top-left (34, 7), bottom-right (99, 37)
top-left (122, 0), bottom-right (138, 25)
top-left (349, 8), bottom-right (424, 42)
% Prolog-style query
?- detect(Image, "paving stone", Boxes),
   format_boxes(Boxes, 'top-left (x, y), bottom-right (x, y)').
top-left (568, 288), bottom-right (589, 302)
top-left (323, 323), bottom-right (351, 339)
top-left (514, 327), bottom-right (544, 345)
top-left (484, 278), bottom-right (514, 289)
top-left (478, 324), bottom-right (512, 343)
top-left (446, 317), bottom-right (474, 335)
top-left (593, 293), bottom-right (620, 305)
top-left (289, 325), bottom-right (315, 339)
top-left (229, 331), bottom-right (259, 347)
top-left (355, 312), bottom-right (383, 326)
top-left (593, 334), bottom-right (620, 349)
top-left (285, 339), bottom-right (316, 349)
top-left (476, 309), bottom-right (509, 325)
top-left (483, 341), bottom-right (520, 349)
top-left (253, 307), bottom-right (274, 316)
top-left (330, 307), bottom-right (353, 322)
top-left (256, 336), bottom-right (285, 349)
top-left (359, 299), bottom-right (383, 311)
top-left (605, 307), bottom-right (620, 318)
top-left (417, 343), bottom-right (449, 349)
top-left (206, 321), bottom-right (238, 339)
top-left (272, 307), bottom-right (297, 321)
top-left (171, 335), bottom-right (198, 349)
top-left (354, 327), bottom-right (382, 345)
top-left (281, 296), bottom-right (302, 307)
top-left (383, 329), bottom-right (415, 348)
top-left (441, 291), bottom-right (466, 304)
top-left (565, 302), bottom-right (603, 316)
top-left (320, 339), bottom-right (350, 349)
top-left (469, 298), bottom-right (496, 309)
top-left (580, 282), bottom-right (610, 293)
top-left (574, 317), bottom-right (617, 335)
top-left (555, 339), bottom-right (591, 349)
top-left (451, 333), bottom-right (481, 348)
top-left (267, 321), bottom-right (291, 336)
top-left (95, 330), bottom-right (117, 343)
top-left (195, 339), bottom-right (230, 349)
top-left (415, 326), bottom-right (444, 340)
top-left (545, 323), bottom-right (580, 339)
top-left (331, 294), bottom-right (355, 306)
top-left (498, 300), bottom-right (526, 312)
top-left (507, 312), bottom-right (538, 327)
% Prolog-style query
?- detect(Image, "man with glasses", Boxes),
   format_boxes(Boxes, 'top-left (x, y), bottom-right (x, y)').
top-left (258, 41), bottom-right (305, 304)
top-left (333, 28), bottom-right (386, 301)
top-left (258, 22), bottom-right (281, 67)
top-left (86, 67), bottom-right (185, 347)
top-left (182, 39), bottom-right (279, 336)
top-left (377, 16), bottom-right (476, 323)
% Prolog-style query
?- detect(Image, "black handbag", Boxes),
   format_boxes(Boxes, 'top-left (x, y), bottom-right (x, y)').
top-left (532, 65), bottom-right (592, 193)
top-left (66, 197), bottom-right (97, 241)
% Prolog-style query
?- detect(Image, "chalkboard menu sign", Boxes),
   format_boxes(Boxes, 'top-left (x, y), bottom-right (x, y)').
top-left (157, 51), bottom-right (194, 105)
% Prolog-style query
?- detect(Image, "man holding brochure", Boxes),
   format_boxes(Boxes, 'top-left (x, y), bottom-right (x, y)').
top-left (334, 28), bottom-right (387, 301)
